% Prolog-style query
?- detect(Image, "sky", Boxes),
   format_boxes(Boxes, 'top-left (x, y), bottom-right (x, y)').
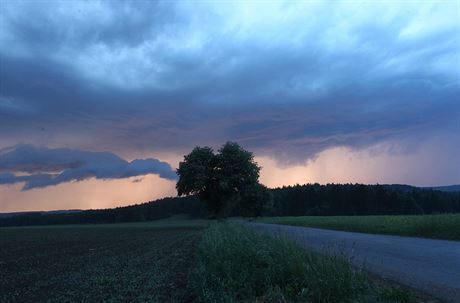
top-left (0, 0), bottom-right (459, 212)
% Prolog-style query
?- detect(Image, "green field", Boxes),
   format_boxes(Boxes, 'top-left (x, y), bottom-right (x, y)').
top-left (260, 214), bottom-right (460, 240)
top-left (0, 220), bottom-right (207, 303)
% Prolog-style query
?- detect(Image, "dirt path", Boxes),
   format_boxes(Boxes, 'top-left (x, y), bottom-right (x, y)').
top-left (247, 222), bottom-right (460, 302)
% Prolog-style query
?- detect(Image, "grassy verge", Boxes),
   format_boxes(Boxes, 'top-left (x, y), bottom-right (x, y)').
top-left (259, 214), bottom-right (460, 240)
top-left (0, 220), bottom-right (207, 302)
top-left (189, 222), bottom-right (413, 303)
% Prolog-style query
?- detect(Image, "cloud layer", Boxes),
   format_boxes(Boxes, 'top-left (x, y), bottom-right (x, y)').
top-left (0, 1), bottom-right (459, 211)
top-left (0, 1), bottom-right (458, 171)
top-left (0, 145), bottom-right (177, 190)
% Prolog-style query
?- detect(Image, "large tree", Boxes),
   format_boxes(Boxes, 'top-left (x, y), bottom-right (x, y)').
top-left (176, 142), bottom-right (268, 217)
top-left (239, 183), bottom-right (273, 217)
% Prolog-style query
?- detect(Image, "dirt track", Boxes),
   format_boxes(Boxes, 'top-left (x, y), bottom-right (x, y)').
top-left (248, 222), bottom-right (460, 302)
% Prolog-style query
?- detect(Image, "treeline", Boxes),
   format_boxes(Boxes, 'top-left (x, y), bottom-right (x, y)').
top-left (269, 184), bottom-right (460, 216)
top-left (1, 184), bottom-right (459, 226)
top-left (0, 195), bottom-right (202, 227)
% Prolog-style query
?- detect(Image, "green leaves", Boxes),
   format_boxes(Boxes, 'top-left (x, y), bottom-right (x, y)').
top-left (176, 142), bottom-right (267, 217)
top-left (176, 146), bottom-right (214, 196)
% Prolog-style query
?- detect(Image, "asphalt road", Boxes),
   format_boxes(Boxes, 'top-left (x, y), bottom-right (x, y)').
top-left (247, 222), bottom-right (460, 302)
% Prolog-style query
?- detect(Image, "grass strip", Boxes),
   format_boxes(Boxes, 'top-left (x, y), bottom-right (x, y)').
top-left (259, 214), bottom-right (460, 240)
top-left (189, 222), bottom-right (412, 303)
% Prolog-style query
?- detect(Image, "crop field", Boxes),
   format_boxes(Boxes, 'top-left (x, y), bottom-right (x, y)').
top-left (260, 213), bottom-right (460, 240)
top-left (0, 220), bottom-right (207, 303)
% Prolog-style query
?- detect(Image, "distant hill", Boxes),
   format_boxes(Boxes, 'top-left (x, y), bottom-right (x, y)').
top-left (383, 184), bottom-right (460, 193)
top-left (382, 184), bottom-right (417, 192)
top-left (0, 209), bottom-right (82, 218)
top-left (422, 185), bottom-right (460, 192)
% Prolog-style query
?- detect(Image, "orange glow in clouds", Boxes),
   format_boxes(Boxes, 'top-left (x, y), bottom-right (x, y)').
top-left (0, 137), bottom-right (458, 212)
top-left (0, 175), bottom-right (176, 212)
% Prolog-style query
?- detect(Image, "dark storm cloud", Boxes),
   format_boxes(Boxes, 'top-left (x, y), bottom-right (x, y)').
top-left (0, 145), bottom-right (177, 190)
top-left (0, 1), bottom-right (459, 164)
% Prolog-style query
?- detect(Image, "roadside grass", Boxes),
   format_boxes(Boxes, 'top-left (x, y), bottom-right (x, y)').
top-left (189, 222), bottom-right (413, 303)
top-left (259, 214), bottom-right (460, 240)
top-left (0, 220), bottom-right (207, 302)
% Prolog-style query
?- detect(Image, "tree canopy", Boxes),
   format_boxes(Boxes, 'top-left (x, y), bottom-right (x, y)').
top-left (176, 142), bottom-right (271, 217)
